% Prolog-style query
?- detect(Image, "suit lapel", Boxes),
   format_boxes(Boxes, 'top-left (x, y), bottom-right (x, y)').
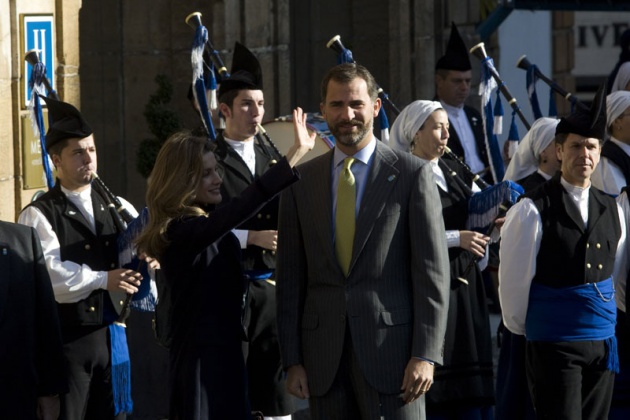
top-left (350, 143), bottom-right (399, 273)
top-left (254, 143), bottom-right (272, 176)
top-left (311, 152), bottom-right (336, 265)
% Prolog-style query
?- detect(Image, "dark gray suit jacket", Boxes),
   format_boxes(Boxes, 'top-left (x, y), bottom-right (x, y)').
top-left (276, 140), bottom-right (450, 396)
top-left (0, 221), bottom-right (67, 418)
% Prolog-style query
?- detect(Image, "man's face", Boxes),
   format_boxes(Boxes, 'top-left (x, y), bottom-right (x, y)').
top-left (52, 136), bottom-right (97, 192)
top-left (320, 77), bottom-right (381, 154)
top-left (435, 70), bottom-right (472, 107)
top-left (220, 89), bottom-right (265, 141)
top-left (556, 133), bottom-right (601, 187)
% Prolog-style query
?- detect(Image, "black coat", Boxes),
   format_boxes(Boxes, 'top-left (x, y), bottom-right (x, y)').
top-left (160, 159), bottom-right (298, 420)
top-left (0, 221), bottom-right (67, 419)
top-left (442, 105), bottom-right (493, 185)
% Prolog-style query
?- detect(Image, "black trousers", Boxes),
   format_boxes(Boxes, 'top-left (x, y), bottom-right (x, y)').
top-left (526, 340), bottom-right (614, 420)
top-left (61, 326), bottom-right (125, 420)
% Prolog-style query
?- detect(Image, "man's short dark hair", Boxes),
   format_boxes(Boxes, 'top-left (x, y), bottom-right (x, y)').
top-left (218, 89), bottom-right (242, 109)
top-left (320, 63), bottom-right (379, 103)
top-left (47, 138), bottom-right (70, 160)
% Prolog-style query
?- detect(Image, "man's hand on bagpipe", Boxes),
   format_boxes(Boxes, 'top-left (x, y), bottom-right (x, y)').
top-left (107, 268), bottom-right (142, 295)
top-left (459, 230), bottom-right (490, 258)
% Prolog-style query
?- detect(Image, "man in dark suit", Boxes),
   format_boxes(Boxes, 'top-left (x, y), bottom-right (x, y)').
top-left (276, 63), bottom-right (451, 419)
top-left (0, 220), bottom-right (67, 419)
top-left (435, 23), bottom-right (492, 184)
top-left (214, 42), bottom-right (294, 418)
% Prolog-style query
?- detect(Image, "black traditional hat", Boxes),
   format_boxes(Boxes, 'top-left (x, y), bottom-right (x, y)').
top-left (217, 42), bottom-right (263, 99)
top-left (39, 95), bottom-right (93, 151)
top-left (555, 84), bottom-right (607, 140)
top-left (435, 22), bottom-right (472, 72)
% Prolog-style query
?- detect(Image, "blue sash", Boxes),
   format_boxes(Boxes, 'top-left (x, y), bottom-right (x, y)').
top-left (526, 277), bottom-right (618, 372)
top-left (245, 269), bottom-right (273, 281)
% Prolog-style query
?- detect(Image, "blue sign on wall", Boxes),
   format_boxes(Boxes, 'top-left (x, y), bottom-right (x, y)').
top-left (22, 15), bottom-right (55, 105)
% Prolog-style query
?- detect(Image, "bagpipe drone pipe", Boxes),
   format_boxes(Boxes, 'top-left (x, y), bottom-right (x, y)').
top-left (90, 173), bottom-right (157, 320)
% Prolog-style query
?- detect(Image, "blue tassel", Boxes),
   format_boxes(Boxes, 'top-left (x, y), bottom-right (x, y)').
top-left (480, 56), bottom-right (505, 182)
top-left (117, 207), bottom-right (157, 312)
top-left (337, 47), bottom-right (354, 64)
top-left (191, 23), bottom-right (216, 140)
top-left (526, 65), bottom-right (543, 120)
top-left (468, 180), bottom-right (524, 232)
top-left (109, 324), bottom-right (133, 414)
top-left (548, 89), bottom-right (557, 117)
top-left (508, 111), bottom-right (519, 141)
top-left (378, 106), bottom-right (390, 143)
top-left (606, 335), bottom-right (620, 374)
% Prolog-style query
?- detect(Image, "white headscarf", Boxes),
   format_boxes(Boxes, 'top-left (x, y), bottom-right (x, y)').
top-left (611, 62), bottom-right (630, 93)
top-left (389, 100), bottom-right (443, 152)
top-left (503, 117), bottom-right (559, 181)
top-left (607, 91), bottom-right (630, 131)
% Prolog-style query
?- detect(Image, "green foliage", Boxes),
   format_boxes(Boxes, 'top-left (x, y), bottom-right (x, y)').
top-left (136, 74), bottom-right (183, 178)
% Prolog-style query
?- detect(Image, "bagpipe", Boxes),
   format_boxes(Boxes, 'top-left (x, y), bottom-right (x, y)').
top-left (90, 173), bottom-right (156, 323)
top-left (326, 35), bottom-right (402, 117)
top-left (25, 49), bottom-right (59, 100)
top-left (516, 54), bottom-right (589, 115)
top-left (24, 49), bottom-right (57, 189)
top-left (184, 12), bottom-right (284, 164)
top-left (462, 42), bottom-right (526, 253)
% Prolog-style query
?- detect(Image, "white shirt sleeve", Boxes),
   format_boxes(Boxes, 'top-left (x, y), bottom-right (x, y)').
top-left (18, 206), bottom-right (109, 303)
top-left (498, 198), bottom-right (542, 335)
top-left (232, 229), bottom-right (249, 249)
top-left (446, 230), bottom-right (460, 248)
top-left (591, 158), bottom-right (625, 196)
top-left (615, 193), bottom-right (629, 313)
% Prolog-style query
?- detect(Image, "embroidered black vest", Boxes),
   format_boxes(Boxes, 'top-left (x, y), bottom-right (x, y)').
top-left (527, 175), bottom-right (620, 288)
top-left (28, 183), bottom-right (121, 342)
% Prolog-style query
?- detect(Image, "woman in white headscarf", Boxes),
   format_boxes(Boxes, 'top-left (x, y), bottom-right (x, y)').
top-left (611, 62), bottom-right (630, 93)
top-left (503, 117), bottom-right (560, 192)
top-left (390, 100), bottom-right (495, 420)
top-left (591, 91), bottom-right (630, 195)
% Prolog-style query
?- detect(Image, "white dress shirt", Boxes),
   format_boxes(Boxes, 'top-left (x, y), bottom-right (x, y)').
top-left (224, 136), bottom-right (257, 248)
top-left (18, 185), bottom-right (138, 303)
top-left (499, 177), bottom-right (627, 335)
top-left (441, 101), bottom-right (486, 176)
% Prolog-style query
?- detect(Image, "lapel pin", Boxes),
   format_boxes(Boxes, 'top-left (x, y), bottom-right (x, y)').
top-left (68, 210), bottom-right (77, 216)
top-left (388, 175), bottom-right (396, 182)
top-left (2, 247), bottom-right (7, 256)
